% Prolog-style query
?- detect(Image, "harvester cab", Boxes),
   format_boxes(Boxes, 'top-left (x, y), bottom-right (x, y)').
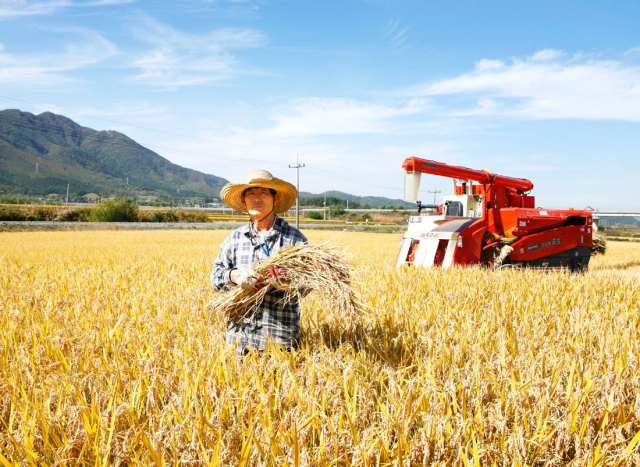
top-left (396, 158), bottom-right (594, 271)
top-left (442, 183), bottom-right (482, 218)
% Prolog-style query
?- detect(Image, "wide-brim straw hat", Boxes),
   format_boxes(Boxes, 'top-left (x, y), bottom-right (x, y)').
top-left (220, 169), bottom-right (297, 214)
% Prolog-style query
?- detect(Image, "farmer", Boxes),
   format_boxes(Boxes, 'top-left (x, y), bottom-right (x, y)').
top-left (210, 169), bottom-right (307, 356)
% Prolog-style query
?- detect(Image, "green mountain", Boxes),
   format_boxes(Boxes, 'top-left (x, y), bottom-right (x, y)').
top-left (0, 109), bottom-right (419, 208)
top-left (299, 190), bottom-right (415, 208)
top-left (0, 109), bottom-right (228, 201)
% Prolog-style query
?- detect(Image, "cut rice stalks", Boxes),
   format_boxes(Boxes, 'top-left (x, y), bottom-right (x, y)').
top-left (208, 243), bottom-right (361, 322)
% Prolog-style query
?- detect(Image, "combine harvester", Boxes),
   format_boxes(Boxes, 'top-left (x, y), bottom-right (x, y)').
top-left (397, 157), bottom-right (594, 270)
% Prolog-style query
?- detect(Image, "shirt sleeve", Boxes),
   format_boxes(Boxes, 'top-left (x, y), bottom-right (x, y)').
top-left (297, 231), bottom-right (308, 245)
top-left (290, 228), bottom-right (308, 246)
top-left (210, 235), bottom-right (236, 291)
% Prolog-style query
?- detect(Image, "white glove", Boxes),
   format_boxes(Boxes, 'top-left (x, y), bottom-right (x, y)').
top-left (233, 266), bottom-right (264, 292)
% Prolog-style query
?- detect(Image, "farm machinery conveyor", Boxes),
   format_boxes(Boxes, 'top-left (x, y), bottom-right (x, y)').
top-left (397, 157), bottom-right (594, 270)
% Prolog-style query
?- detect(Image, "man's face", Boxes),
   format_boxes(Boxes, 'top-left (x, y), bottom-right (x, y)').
top-left (243, 187), bottom-right (279, 219)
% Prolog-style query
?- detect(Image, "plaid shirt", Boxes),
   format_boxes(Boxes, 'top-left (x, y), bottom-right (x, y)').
top-left (210, 216), bottom-right (308, 353)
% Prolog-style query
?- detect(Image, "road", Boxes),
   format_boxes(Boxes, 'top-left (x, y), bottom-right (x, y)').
top-left (0, 221), bottom-right (406, 233)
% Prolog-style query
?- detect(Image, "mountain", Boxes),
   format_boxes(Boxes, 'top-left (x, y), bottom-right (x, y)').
top-left (0, 109), bottom-right (228, 201)
top-left (0, 108), bottom-right (416, 207)
top-left (299, 190), bottom-right (415, 208)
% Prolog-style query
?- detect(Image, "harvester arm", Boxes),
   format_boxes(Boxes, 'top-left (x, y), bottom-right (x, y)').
top-left (403, 157), bottom-right (534, 192)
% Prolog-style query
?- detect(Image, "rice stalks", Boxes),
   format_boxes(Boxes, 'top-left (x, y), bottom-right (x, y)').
top-left (592, 233), bottom-right (607, 255)
top-left (208, 243), bottom-right (360, 322)
top-left (493, 243), bottom-right (514, 267)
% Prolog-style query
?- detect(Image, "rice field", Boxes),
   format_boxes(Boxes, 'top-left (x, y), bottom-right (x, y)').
top-left (1, 230), bottom-right (639, 465)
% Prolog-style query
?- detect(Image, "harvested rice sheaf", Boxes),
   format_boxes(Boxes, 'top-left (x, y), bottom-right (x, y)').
top-left (208, 243), bottom-right (360, 322)
top-left (592, 232), bottom-right (607, 255)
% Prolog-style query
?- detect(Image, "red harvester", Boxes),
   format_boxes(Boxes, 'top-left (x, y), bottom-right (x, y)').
top-left (397, 158), bottom-right (594, 270)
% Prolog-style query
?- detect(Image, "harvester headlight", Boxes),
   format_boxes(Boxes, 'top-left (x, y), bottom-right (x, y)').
top-left (457, 237), bottom-right (463, 248)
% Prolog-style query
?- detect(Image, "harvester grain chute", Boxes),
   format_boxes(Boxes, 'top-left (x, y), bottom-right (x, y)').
top-left (397, 157), bottom-right (594, 271)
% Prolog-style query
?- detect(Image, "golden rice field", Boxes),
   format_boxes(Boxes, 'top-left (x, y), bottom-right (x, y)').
top-left (1, 230), bottom-right (639, 466)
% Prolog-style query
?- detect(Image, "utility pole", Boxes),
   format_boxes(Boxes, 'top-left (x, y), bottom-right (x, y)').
top-left (66, 182), bottom-right (70, 206)
top-left (323, 193), bottom-right (326, 220)
top-left (289, 155), bottom-right (305, 229)
top-left (428, 186), bottom-right (441, 207)
top-left (35, 163), bottom-right (38, 173)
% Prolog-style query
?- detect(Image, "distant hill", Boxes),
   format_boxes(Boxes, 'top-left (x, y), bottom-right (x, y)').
top-left (0, 108), bottom-right (417, 208)
top-left (299, 190), bottom-right (414, 208)
top-left (0, 109), bottom-right (228, 201)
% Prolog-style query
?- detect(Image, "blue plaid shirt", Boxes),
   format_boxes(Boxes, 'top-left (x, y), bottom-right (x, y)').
top-left (210, 216), bottom-right (308, 353)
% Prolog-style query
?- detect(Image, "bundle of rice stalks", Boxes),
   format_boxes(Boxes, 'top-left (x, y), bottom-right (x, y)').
top-left (592, 233), bottom-right (607, 256)
top-left (493, 243), bottom-right (514, 268)
top-left (208, 243), bottom-right (360, 322)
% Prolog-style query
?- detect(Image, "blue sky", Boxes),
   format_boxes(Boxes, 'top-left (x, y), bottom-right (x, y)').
top-left (1, 0), bottom-right (639, 209)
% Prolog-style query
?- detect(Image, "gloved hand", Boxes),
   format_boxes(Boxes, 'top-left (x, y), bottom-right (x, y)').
top-left (233, 266), bottom-right (265, 292)
top-left (267, 267), bottom-right (287, 280)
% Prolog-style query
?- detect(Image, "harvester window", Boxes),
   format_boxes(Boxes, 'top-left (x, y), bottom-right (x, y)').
top-left (444, 201), bottom-right (463, 217)
top-left (564, 216), bottom-right (587, 226)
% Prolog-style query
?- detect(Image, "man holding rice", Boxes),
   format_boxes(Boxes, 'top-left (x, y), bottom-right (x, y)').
top-left (210, 169), bottom-right (307, 356)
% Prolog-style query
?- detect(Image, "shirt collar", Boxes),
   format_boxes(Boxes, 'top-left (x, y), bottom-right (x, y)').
top-left (242, 215), bottom-right (282, 239)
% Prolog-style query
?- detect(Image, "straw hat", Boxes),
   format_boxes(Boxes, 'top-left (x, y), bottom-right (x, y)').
top-left (220, 169), bottom-right (297, 214)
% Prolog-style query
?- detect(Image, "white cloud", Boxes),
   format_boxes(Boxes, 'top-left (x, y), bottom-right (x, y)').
top-left (0, 28), bottom-right (117, 84)
top-left (79, 0), bottom-right (133, 5)
top-left (102, 101), bottom-right (166, 117)
top-left (0, 0), bottom-right (70, 17)
top-left (265, 97), bottom-right (429, 137)
top-left (380, 18), bottom-right (413, 52)
top-left (475, 59), bottom-right (504, 71)
top-left (127, 15), bottom-right (266, 87)
top-left (0, 0), bottom-right (132, 17)
top-left (54, 101), bottom-right (168, 119)
top-left (144, 97), bottom-right (458, 196)
top-left (193, 0), bottom-right (261, 16)
top-left (529, 49), bottom-right (565, 62)
top-left (382, 19), bottom-right (410, 46)
top-left (152, 124), bottom-right (456, 195)
top-left (406, 50), bottom-right (640, 121)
